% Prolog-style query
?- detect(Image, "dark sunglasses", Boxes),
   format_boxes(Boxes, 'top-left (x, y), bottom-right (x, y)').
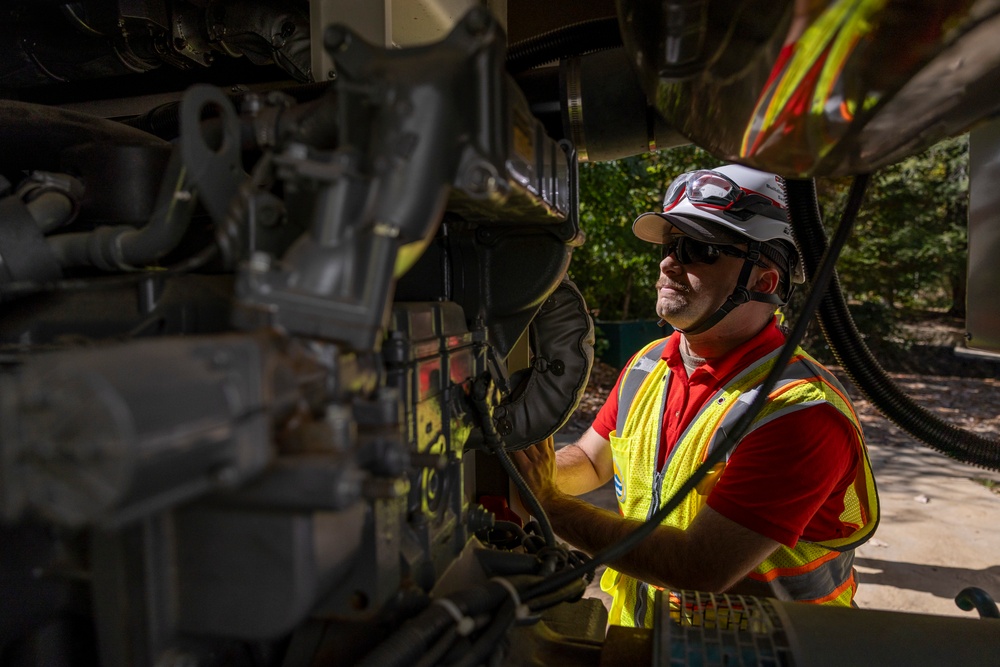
top-left (662, 236), bottom-right (767, 268)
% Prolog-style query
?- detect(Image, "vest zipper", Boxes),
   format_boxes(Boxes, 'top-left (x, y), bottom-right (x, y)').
top-left (648, 469), bottom-right (665, 521)
top-left (633, 468), bottom-right (665, 628)
top-left (633, 368), bottom-right (670, 627)
top-left (648, 373), bottom-right (670, 522)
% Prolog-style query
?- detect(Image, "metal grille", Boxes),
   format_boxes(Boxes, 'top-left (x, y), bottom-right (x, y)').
top-left (654, 590), bottom-right (794, 667)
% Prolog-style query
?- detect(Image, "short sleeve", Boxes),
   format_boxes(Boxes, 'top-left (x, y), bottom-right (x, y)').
top-left (591, 367), bottom-right (627, 440)
top-left (706, 403), bottom-right (861, 548)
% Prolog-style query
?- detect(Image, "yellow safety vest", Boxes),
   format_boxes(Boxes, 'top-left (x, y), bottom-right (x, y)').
top-left (601, 337), bottom-right (880, 627)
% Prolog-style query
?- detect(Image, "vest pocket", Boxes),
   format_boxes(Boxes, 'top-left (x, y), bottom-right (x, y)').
top-left (609, 431), bottom-right (633, 506)
top-left (600, 566), bottom-right (626, 625)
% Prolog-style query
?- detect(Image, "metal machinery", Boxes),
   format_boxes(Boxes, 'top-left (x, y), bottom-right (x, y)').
top-left (0, 1), bottom-right (999, 665)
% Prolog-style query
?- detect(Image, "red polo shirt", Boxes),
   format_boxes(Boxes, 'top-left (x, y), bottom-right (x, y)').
top-left (592, 320), bottom-right (861, 548)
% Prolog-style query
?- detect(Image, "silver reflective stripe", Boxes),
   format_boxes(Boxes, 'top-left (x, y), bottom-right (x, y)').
top-left (635, 581), bottom-right (649, 627)
top-left (775, 358), bottom-right (824, 382)
top-left (701, 353), bottom-right (812, 460)
top-left (615, 339), bottom-right (669, 436)
top-left (633, 356), bottom-right (660, 373)
top-left (661, 348), bottom-right (783, 469)
top-left (750, 399), bottom-right (830, 432)
top-left (705, 386), bottom-right (764, 462)
top-left (766, 551), bottom-right (855, 601)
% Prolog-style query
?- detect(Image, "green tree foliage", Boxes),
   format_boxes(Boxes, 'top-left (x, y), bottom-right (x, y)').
top-left (826, 135), bottom-right (969, 316)
top-left (797, 135), bottom-right (969, 359)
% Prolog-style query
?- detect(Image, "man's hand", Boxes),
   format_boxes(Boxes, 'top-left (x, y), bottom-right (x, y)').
top-left (511, 436), bottom-right (560, 506)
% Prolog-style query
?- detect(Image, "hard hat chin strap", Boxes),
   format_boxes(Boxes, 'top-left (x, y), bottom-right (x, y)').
top-left (674, 242), bottom-right (785, 336)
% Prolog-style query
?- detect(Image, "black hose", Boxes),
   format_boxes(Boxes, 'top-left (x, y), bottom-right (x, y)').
top-left (412, 627), bottom-right (459, 667)
top-left (356, 581), bottom-right (511, 667)
top-left (47, 150), bottom-right (195, 271)
top-left (0, 101), bottom-right (168, 176)
top-left (472, 377), bottom-right (557, 548)
top-left (355, 605), bottom-right (452, 667)
top-left (448, 599), bottom-right (516, 667)
top-left (506, 17), bottom-right (623, 74)
top-left (120, 101), bottom-right (184, 140)
top-left (955, 586), bottom-right (1000, 618)
top-left (491, 520), bottom-right (528, 542)
top-left (490, 439), bottom-right (557, 549)
top-left (523, 175), bottom-right (868, 602)
top-left (527, 577), bottom-right (587, 613)
top-left (785, 179), bottom-right (1000, 471)
top-left (0, 243), bottom-right (218, 303)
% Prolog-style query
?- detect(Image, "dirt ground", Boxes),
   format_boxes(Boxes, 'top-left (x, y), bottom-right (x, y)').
top-left (844, 370), bottom-right (1000, 618)
top-left (556, 339), bottom-right (1000, 620)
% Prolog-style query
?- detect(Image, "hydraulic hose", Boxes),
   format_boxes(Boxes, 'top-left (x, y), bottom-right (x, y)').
top-left (25, 191), bottom-right (75, 234)
top-left (0, 243), bottom-right (218, 303)
top-left (955, 586), bottom-right (1000, 619)
top-left (47, 151), bottom-right (195, 271)
top-left (472, 376), bottom-right (557, 548)
top-left (449, 599), bottom-right (517, 667)
top-left (785, 179), bottom-right (1000, 471)
top-left (523, 175), bottom-right (868, 603)
top-left (0, 102), bottom-right (168, 176)
top-left (506, 17), bottom-right (622, 74)
top-left (356, 606), bottom-right (453, 667)
top-left (412, 627), bottom-right (459, 667)
top-left (526, 576), bottom-right (587, 613)
top-left (356, 581), bottom-right (512, 667)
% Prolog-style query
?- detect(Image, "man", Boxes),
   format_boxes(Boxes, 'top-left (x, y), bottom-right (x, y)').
top-left (513, 164), bottom-right (879, 627)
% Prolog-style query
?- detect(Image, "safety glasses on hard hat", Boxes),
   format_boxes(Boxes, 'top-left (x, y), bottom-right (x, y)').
top-left (662, 235), bottom-right (768, 268)
top-left (662, 169), bottom-right (783, 221)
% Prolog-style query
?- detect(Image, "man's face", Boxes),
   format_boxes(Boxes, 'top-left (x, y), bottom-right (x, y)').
top-left (655, 238), bottom-right (746, 330)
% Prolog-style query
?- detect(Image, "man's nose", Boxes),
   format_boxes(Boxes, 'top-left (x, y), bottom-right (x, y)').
top-left (660, 249), bottom-right (682, 273)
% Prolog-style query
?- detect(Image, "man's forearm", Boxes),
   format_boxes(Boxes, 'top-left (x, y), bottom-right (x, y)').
top-left (554, 444), bottom-right (605, 496)
top-left (540, 490), bottom-right (780, 593)
top-left (512, 435), bottom-right (776, 594)
top-left (541, 492), bottom-right (690, 591)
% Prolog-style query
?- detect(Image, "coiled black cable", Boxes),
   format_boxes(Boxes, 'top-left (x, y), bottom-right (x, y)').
top-left (785, 178), bottom-right (1000, 471)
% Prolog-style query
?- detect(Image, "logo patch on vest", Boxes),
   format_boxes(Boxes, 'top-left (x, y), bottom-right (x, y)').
top-left (613, 459), bottom-right (626, 502)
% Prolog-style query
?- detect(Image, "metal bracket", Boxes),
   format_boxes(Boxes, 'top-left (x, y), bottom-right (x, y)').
top-left (179, 84), bottom-right (243, 226)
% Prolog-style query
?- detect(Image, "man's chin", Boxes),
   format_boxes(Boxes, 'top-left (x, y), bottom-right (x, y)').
top-left (656, 298), bottom-right (686, 319)
top-left (657, 304), bottom-right (700, 331)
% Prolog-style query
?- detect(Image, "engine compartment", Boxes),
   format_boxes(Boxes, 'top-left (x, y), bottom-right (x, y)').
top-left (0, 3), bottom-right (604, 663)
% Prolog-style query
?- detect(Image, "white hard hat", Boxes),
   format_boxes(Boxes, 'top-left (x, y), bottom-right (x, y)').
top-left (633, 164), bottom-right (805, 284)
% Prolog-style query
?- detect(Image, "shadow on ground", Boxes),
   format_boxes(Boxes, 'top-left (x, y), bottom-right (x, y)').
top-left (855, 557), bottom-right (1000, 605)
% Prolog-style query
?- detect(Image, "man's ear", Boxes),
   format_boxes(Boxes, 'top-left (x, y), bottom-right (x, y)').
top-left (753, 267), bottom-right (781, 295)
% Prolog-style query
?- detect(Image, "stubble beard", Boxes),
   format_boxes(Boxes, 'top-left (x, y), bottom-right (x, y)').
top-left (655, 277), bottom-right (691, 321)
